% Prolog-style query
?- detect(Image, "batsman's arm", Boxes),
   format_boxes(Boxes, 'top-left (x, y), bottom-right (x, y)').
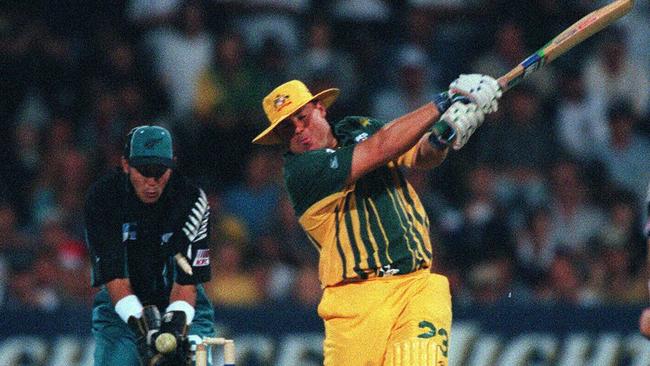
top-left (411, 132), bottom-right (450, 170)
top-left (347, 102), bottom-right (442, 184)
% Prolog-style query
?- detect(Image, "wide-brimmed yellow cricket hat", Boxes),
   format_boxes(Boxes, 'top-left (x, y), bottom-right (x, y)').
top-left (252, 80), bottom-right (339, 145)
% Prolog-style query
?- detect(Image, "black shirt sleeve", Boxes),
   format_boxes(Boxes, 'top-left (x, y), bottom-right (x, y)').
top-left (84, 174), bottom-right (128, 287)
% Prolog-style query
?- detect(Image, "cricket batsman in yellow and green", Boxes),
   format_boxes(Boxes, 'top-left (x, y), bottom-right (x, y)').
top-left (252, 75), bottom-right (501, 365)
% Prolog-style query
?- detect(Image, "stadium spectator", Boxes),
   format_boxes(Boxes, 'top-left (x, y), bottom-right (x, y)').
top-left (595, 100), bottom-right (650, 203)
top-left (194, 30), bottom-right (268, 130)
top-left (206, 240), bottom-right (265, 307)
top-left (476, 84), bottom-right (556, 211)
top-left (546, 158), bottom-right (608, 255)
top-left (288, 17), bottom-right (359, 114)
top-left (538, 250), bottom-right (600, 306)
top-left (513, 206), bottom-right (556, 291)
top-left (471, 21), bottom-right (557, 100)
top-left (444, 164), bottom-right (514, 271)
top-left (146, 0), bottom-right (214, 118)
top-left (370, 44), bottom-right (441, 121)
top-left (553, 68), bottom-right (608, 161)
top-left (221, 148), bottom-right (283, 240)
top-left (582, 27), bottom-right (649, 123)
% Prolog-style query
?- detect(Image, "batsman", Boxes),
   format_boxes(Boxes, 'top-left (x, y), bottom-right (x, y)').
top-left (84, 125), bottom-right (216, 366)
top-left (252, 75), bottom-right (501, 365)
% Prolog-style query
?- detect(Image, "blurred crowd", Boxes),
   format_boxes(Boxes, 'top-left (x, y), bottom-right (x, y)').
top-left (1, 0), bottom-right (650, 313)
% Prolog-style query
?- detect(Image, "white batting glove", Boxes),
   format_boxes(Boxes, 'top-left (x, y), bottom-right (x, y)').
top-left (441, 101), bottom-right (485, 150)
top-left (449, 74), bottom-right (502, 114)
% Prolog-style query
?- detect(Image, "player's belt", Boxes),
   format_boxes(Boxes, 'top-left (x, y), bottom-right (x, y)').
top-left (336, 259), bottom-right (430, 285)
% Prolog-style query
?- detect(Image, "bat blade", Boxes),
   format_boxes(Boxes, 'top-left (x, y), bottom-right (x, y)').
top-left (498, 0), bottom-right (634, 92)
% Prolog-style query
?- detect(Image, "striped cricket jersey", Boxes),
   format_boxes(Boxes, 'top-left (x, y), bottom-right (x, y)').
top-left (283, 116), bottom-right (433, 287)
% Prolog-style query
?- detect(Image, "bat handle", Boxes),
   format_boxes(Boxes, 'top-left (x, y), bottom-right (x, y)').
top-left (430, 119), bottom-right (456, 147)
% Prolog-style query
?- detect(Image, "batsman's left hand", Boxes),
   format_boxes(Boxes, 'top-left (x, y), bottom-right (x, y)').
top-left (449, 74), bottom-right (501, 113)
top-left (438, 101), bottom-right (485, 150)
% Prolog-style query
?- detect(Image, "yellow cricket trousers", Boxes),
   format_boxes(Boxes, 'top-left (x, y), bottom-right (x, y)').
top-left (318, 270), bottom-right (452, 366)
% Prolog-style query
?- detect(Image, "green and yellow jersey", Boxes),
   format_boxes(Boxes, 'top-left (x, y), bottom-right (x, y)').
top-left (284, 116), bottom-right (433, 287)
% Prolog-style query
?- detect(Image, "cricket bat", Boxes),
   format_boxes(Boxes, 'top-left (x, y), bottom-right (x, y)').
top-left (498, 0), bottom-right (635, 92)
top-left (432, 0), bottom-right (635, 143)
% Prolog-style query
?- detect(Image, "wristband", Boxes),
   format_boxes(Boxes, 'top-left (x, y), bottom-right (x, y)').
top-left (115, 294), bottom-right (144, 323)
top-left (433, 91), bottom-right (473, 115)
top-left (166, 300), bottom-right (195, 325)
top-left (432, 92), bottom-right (452, 114)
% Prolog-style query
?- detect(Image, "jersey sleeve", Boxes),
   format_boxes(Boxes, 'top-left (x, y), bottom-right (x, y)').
top-left (170, 188), bottom-right (212, 285)
top-left (284, 145), bottom-right (355, 216)
top-left (333, 115), bottom-right (417, 167)
top-left (84, 182), bottom-right (128, 287)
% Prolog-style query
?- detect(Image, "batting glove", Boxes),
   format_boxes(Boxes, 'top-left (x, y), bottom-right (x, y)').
top-left (431, 91), bottom-right (472, 115)
top-left (439, 101), bottom-right (485, 150)
top-left (449, 74), bottom-right (502, 114)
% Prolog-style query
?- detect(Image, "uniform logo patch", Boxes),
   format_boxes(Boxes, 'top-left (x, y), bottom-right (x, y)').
top-left (183, 189), bottom-right (209, 243)
top-left (329, 156), bottom-right (339, 169)
top-left (161, 232), bottom-right (173, 246)
top-left (122, 223), bottom-right (137, 242)
top-left (192, 249), bottom-right (210, 267)
top-left (355, 132), bottom-right (369, 142)
top-left (144, 137), bottom-right (163, 149)
top-left (273, 94), bottom-right (292, 112)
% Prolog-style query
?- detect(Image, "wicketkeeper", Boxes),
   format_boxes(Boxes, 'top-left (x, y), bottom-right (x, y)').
top-left (84, 125), bottom-right (216, 365)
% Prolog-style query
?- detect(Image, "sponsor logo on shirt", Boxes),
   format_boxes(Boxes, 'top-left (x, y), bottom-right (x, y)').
top-left (192, 249), bottom-right (210, 267)
top-left (122, 223), bottom-right (137, 242)
top-left (355, 132), bottom-right (369, 142)
top-left (376, 264), bottom-right (400, 277)
top-left (161, 232), bottom-right (173, 246)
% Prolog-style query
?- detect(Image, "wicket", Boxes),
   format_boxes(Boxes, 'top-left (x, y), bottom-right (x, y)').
top-left (195, 337), bottom-right (236, 366)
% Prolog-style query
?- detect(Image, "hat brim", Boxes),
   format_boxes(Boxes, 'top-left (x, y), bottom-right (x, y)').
top-left (129, 156), bottom-right (176, 169)
top-left (252, 88), bottom-right (340, 145)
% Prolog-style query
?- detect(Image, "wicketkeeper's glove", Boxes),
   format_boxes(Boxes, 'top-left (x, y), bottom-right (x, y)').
top-left (127, 305), bottom-right (161, 366)
top-left (156, 311), bottom-right (192, 366)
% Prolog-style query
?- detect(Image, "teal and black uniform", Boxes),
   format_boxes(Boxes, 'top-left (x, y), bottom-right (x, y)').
top-left (84, 169), bottom-right (215, 366)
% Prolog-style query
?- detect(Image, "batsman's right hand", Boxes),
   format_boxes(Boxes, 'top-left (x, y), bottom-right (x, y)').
top-left (449, 74), bottom-right (501, 114)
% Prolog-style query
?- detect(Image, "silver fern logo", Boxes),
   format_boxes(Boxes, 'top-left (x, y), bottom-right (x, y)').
top-left (182, 189), bottom-right (209, 246)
